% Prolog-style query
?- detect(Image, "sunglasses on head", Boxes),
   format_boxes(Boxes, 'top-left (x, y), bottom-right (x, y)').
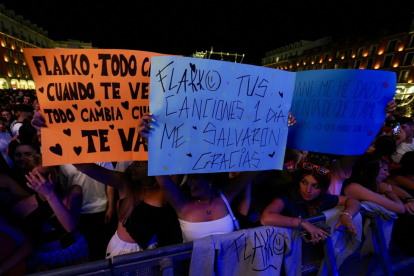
top-left (302, 162), bottom-right (330, 175)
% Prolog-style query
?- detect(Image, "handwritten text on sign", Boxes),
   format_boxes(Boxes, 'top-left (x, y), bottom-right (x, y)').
top-left (24, 49), bottom-right (164, 166)
top-left (288, 69), bottom-right (396, 155)
top-left (148, 56), bottom-right (295, 175)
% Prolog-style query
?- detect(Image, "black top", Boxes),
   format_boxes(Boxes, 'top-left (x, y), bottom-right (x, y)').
top-left (20, 193), bottom-right (68, 245)
top-left (120, 199), bottom-right (183, 249)
top-left (278, 192), bottom-right (339, 218)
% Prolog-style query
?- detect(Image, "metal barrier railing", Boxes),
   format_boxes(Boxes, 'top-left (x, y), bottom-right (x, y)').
top-left (27, 209), bottom-right (393, 276)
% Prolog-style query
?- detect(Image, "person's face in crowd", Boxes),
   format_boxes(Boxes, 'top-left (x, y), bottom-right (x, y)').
top-left (127, 161), bottom-right (148, 181)
top-left (379, 162), bottom-right (390, 182)
top-left (401, 123), bottom-right (414, 139)
top-left (2, 110), bottom-right (11, 122)
top-left (187, 174), bottom-right (211, 198)
top-left (299, 174), bottom-right (322, 202)
top-left (0, 120), bottom-right (5, 132)
top-left (23, 96), bottom-right (30, 104)
top-left (32, 99), bottom-right (39, 110)
top-left (14, 145), bottom-right (37, 169)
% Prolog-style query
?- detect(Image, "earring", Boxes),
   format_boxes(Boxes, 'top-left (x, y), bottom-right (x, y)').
top-left (208, 183), bottom-right (212, 188)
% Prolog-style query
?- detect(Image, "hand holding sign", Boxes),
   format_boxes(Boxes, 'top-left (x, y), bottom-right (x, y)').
top-left (148, 56), bottom-right (295, 176)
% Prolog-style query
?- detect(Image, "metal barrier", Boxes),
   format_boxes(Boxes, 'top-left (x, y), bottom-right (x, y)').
top-left (27, 209), bottom-right (393, 276)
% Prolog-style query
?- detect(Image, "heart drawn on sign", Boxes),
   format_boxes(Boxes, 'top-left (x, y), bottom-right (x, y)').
top-left (94, 64), bottom-right (98, 68)
top-left (95, 101), bottom-right (101, 107)
top-left (63, 129), bottom-right (71, 136)
top-left (193, 126), bottom-right (197, 130)
top-left (50, 144), bottom-right (63, 156)
top-left (189, 63), bottom-right (196, 73)
top-left (186, 153), bottom-right (192, 157)
top-left (73, 146), bottom-right (82, 156)
top-left (38, 87), bottom-right (44, 93)
top-left (72, 104), bottom-right (78, 110)
top-left (278, 91), bottom-right (283, 98)
top-left (121, 101), bottom-right (129, 110)
top-left (109, 125), bottom-right (114, 130)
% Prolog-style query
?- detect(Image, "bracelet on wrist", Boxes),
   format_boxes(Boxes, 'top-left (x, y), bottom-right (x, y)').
top-left (298, 218), bottom-right (306, 228)
top-left (403, 196), bottom-right (414, 204)
top-left (339, 212), bottom-right (353, 219)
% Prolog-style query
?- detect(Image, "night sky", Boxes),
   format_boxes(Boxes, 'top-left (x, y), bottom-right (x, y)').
top-left (2, 0), bottom-right (414, 65)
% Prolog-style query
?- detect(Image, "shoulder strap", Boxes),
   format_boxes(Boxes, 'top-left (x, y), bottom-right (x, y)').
top-left (218, 189), bottom-right (239, 230)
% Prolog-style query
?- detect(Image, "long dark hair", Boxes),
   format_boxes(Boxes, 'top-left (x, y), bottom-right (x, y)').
top-left (343, 153), bottom-right (380, 193)
top-left (291, 162), bottom-right (331, 216)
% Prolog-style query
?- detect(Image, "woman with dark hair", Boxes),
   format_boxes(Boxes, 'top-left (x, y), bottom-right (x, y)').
top-left (261, 162), bottom-right (360, 243)
top-left (341, 154), bottom-right (404, 214)
top-left (138, 112), bottom-right (262, 242)
top-left (8, 142), bottom-right (40, 195)
top-left (11, 154), bottom-right (87, 271)
top-left (1, 109), bottom-right (14, 133)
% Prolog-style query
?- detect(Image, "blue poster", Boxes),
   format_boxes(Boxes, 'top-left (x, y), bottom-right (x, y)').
top-left (148, 56), bottom-right (295, 175)
top-left (288, 69), bottom-right (396, 155)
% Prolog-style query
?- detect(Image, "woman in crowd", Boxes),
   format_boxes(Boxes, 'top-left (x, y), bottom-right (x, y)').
top-left (260, 162), bottom-right (360, 243)
top-left (138, 112), bottom-right (275, 242)
top-left (9, 142), bottom-right (40, 195)
top-left (11, 154), bottom-right (87, 271)
top-left (72, 161), bottom-right (183, 258)
top-left (1, 109), bottom-right (14, 133)
top-left (341, 154), bottom-right (405, 214)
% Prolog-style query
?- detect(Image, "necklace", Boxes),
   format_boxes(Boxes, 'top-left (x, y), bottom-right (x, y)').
top-left (197, 195), bottom-right (215, 214)
top-left (198, 199), bottom-right (210, 204)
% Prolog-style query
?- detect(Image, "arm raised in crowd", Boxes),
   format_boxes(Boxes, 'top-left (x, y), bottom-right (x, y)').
top-left (72, 163), bottom-right (130, 197)
top-left (26, 171), bottom-right (83, 233)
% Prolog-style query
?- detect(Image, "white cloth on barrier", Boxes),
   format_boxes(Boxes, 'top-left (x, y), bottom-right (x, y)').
top-left (189, 226), bottom-right (302, 276)
top-left (317, 206), bottom-right (362, 276)
top-left (359, 201), bottom-right (397, 257)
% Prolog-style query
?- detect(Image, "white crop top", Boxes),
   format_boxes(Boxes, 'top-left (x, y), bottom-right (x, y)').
top-left (178, 215), bottom-right (235, 242)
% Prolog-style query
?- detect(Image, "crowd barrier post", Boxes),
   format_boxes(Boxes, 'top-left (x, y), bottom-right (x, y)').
top-left (358, 211), bottom-right (393, 276)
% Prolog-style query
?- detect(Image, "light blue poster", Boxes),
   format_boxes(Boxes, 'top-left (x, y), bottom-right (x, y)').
top-left (288, 69), bottom-right (396, 155)
top-left (148, 56), bottom-right (295, 175)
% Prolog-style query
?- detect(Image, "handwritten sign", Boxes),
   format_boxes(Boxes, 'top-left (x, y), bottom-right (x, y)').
top-left (148, 56), bottom-right (295, 176)
top-left (288, 69), bottom-right (396, 155)
top-left (24, 49), bottom-right (164, 166)
top-left (189, 226), bottom-right (297, 276)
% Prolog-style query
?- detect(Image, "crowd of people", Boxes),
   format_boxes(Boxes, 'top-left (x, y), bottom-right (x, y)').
top-left (1, 89), bottom-right (414, 275)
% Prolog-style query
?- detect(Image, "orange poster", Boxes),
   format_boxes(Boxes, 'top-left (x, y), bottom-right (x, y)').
top-left (24, 49), bottom-right (161, 166)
